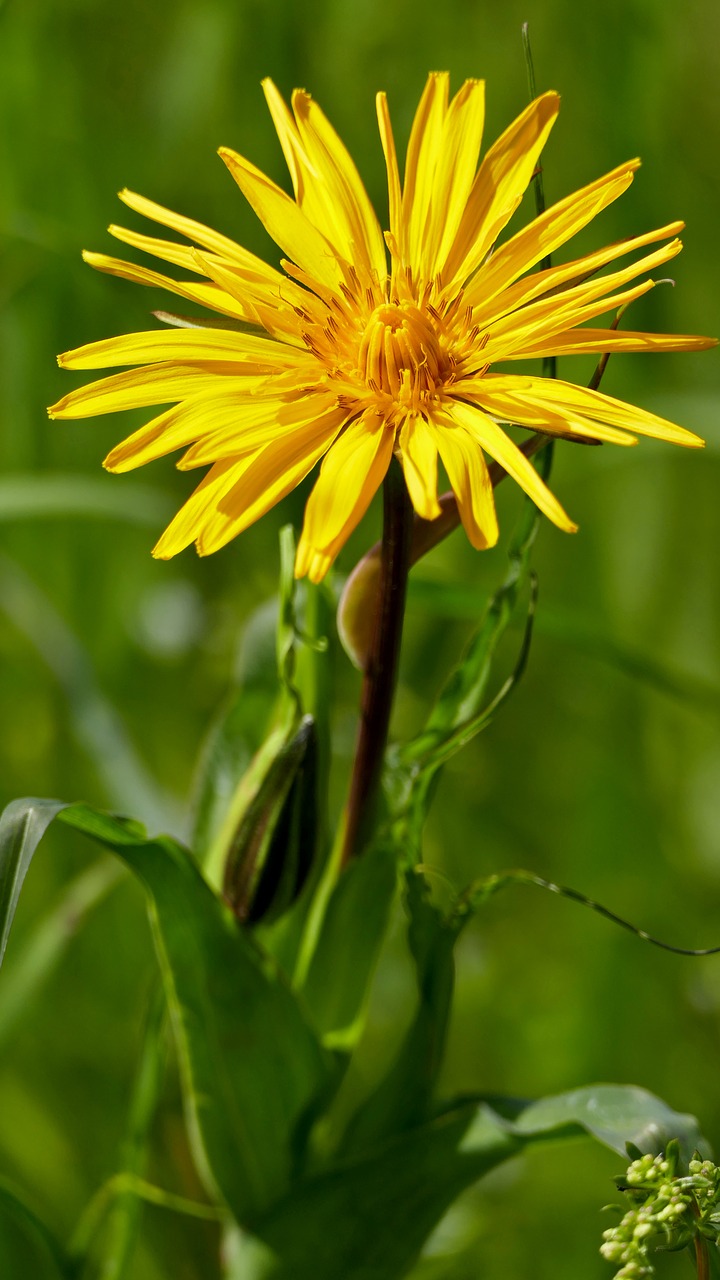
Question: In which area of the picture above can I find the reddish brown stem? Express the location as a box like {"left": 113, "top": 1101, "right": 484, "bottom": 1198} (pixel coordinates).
{"left": 341, "top": 458, "right": 413, "bottom": 863}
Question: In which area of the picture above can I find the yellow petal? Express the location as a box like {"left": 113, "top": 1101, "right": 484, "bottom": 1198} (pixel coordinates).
{"left": 403, "top": 73, "right": 450, "bottom": 274}
{"left": 118, "top": 188, "right": 279, "bottom": 281}
{"left": 291, "top": 88, "right": 387, "bottom": 285}
{"left": 177, "top": 392, "right": 339, "bottom": 469}
{"left": 485, "top": 376, "right": 704, "bottom": 448}
{"left": 484, "top": 237, "right": 681, "bottom": 349}
{"left": 398, "top": 414, "right": 441, "bottom": 519}
{"left": 82, "top": 251, "right": 253, "bottom": 321}
{"left": 219, "top": 146, "right": 343, "bottom": 291}
{"left": 467, "top": 376, "right": 637, "bottom": 446}
{"left": 429, "top": 416, "right": 499, "bottom": 549}
{"left": 152, "top": 458, "right": 248, "bottom": 558}
{"left": 442, "top": 91, "right": 560, "bottom": 287}
{"left": 427, "top": 79, "right": 486, "bottom": 278}
{"left": 58, "top": 327, "right": 301, "bottom": 371}
{"left": 196, "top": 405, "right": 348, "bottom": 555}
{"left": 464, "top": 159, "right": 640, "bottom": 306}
{"left": 295, "top": 413, "right": 394, "bottom": 581}
{"left": 376, "top": 92, "right": 404, "bottom": 267}
{"left": 103, "top": 395, "right": 254, "bottom": 472}
{"left": 442, "top": 399, "right": 577, "bottom": 533}
{"left": 482, "top": 278, "right": 657, "bottom": 365}
{"left": 49, "top": 364, "right": 266, "bottom": 419}
{"left": 470, "top": 220, "right": 684, "bottom": 330}
{"left": 512, "top": 327, "right": 718, "bottom": 360}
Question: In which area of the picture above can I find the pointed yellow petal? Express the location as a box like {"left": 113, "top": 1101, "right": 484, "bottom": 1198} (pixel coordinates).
{"left": 511, "top": 327, "right": 718, "bottom": 360}
{"left": 427, "top": 79, "right": 486, "bottom": 278}
{"left": 177, "top": 392, "right": 338, "bottom": 469}
{"left": 103, "top": 394, "right": 262, "bottom": 472}
{"left": 58, "top": 327, "right": 301, "bottom": 371}
{"left": 49, "top": 365, "right": 266, "bottom": 418}
{"left": 467, "top": 376, "right": 637, "bottom": 446}
{"left": 117, "top": 188, "right": 279, "bottom": 281}
{"left": 403, "top": 73, "right": 450, "bottom": 274}
{"left": 479, "top": 240, "right": 683, "bottom": 364}
{"left": 292, "top": 89, "right": 387, "bottom": 284}
{"left": 443, "top": 399, "right": 577, "bottom": 533}
{"left": 429, "top": 417, "right": 499, "bottom": 549}
{"left": 464, "top": 159, "right": 640, "bottom": 306}
{"left": 470, "top": 220, "right": 684, "bottom": 329}
{"left": 152, "top": 458, "right": 246, "bottom": 558}
{"left": 196, "top": 405, "right": 347, "bottom": 555}
{"left": 295, "top": 413, "right": 394, "bottom": 581}
{"left": 489, "top": 376, "right": 705, "bottom": 448}
{"left": 376, "top": 92, "right": 404, "bottom": 266}
{"left": 442, "top": 91, "right": 560, "bottom": 286}
{"left": 398, "top": 414, "right": 441, "bottom": 519}
{"left": 82, "top": 251, "right": 252, "bottom": 321}
{"left": 218, "top": 146, "right": 343, "bottom": 291}
{"left": 482, "top": 278, "right": 657, "bottom": 364}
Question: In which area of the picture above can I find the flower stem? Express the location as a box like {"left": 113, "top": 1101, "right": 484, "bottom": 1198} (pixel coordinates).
{"left": 695, "top": 1232, "right": 710, "bottom": 1280}
{"left": 342, "top": 457, "right": 413, "bottom": 863}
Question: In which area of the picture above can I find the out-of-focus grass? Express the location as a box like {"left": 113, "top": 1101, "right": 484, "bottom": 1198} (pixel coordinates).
{"left": 1, "top": 1, "right": 718, "bottom": 1276}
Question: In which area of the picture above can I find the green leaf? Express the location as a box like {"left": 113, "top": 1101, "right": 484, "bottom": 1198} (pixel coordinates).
{"left": 0, "top": 798, "right": 336, "bottom": 1225}
{"left": 91, "top": 988, "right": 168, "bottom": 1280}
{"left": 340, "top": 868, "right": 459, "bottom": 1155}
{"left": 299, "top": 843, "right": 398, "bottom": 1049}
{"left": 0, "top": 1178, "right": 70, "bottom": 1278}
{"left": 227, "top": 1085, "right": 707, "bottom": 1280}
{"left": 0, "top": 798, "right": 67, "bottom": 966}
{"left": 510, "top": 1083, "right": 707, "bottom": 1164}
{"left": 240, "top": 1102, "right": 522, "bottom": 1280}
{"left": 56, "top": 804, "right": 336, "bottom": 1223}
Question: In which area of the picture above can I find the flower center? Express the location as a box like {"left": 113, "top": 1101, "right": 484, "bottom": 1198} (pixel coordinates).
{"left": 357, "top": 302, "right": 446, "bottom": 408}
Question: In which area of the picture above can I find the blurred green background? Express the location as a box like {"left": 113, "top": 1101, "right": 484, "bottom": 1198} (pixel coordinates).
{"left": 1, "top": 0, "right": 719, "bottom": 1275}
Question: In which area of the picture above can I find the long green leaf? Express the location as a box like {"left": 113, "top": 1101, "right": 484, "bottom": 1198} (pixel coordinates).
{"left": 0, "top": 798, "right": 335, "bottom": 1225}
{"left": 224, "top": 1085, "right": 706, "bottom": 1280}
{"left": 0, "top": 798, "right": 67, "bottom": 965}
{"left": 239, "top": 1103, "right": 521, "bottom": 1280}
{"left": 299, "top": 842, "right": 398, "bottom": 1049}
{"left": 340, "top": 868, "right": 459, "bottom": 1155}
{"left": 55, "top": 803, "right": 336, "bottom": 1223}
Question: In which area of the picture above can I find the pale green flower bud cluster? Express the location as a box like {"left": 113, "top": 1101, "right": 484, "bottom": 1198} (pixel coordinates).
{"left": 600, "top": 1145, "right": 720, "bottom": 1279}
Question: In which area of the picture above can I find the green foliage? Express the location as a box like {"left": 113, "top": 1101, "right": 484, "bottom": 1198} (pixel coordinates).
{"left": 1, "top": 792, "right": 709, "bottom": 1279}
{"left": 299, "top": 842, "right": 398, "bottom": 1047}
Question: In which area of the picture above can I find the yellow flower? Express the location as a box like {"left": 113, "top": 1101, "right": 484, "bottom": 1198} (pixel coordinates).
{"left": 49, "top": 75, "right": 714, "bottom": 582}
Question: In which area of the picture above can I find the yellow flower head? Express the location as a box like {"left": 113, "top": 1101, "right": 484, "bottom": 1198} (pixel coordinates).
{"left": 50, "top": 75, "right": 714, "bottom": 581}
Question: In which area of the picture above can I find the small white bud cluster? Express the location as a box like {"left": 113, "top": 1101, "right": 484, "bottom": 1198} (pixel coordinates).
{"left": 600, "top": 1148, "right": 720, "bottom": 1280}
